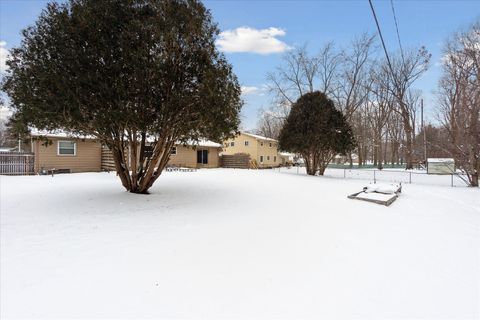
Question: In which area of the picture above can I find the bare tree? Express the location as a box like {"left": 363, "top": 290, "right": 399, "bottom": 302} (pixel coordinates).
{"left": 384, "top": 47, "right": 431, "bottom": 169}
{"left": 386, "top": 112, "right": 405, "bottom": 165}
{"left": 437, "top": 20, "right": 480, "bottom": 186}
{"left": 333, "top": 33, "right": 376, "bottom": 119}
{"left": 265, "top": 35, "right": 376, "bottom": 165}
{"left": 255, "top": 107, "right": 285, "bottom": 139}
{"left": 266, "top": 46, "right": 314, "bottom": 106}
{"left": 366, "top": 63, "right": 395, "bottom": 169}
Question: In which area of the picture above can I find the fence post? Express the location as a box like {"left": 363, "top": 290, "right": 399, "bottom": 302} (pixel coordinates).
{"left": 409, "top": 172, "right": 412, "bottom": 184}
{"left": 374, "top": 170, "right": 376, "bottom": 184}
{"left": 451, "top": 174, "right": 454, "bottom": 187}
{"left": 344, "top": 168, "right": 346, "bottom": 179}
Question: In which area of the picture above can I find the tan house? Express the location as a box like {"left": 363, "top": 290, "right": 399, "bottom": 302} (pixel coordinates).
{"left": 222, "top": 132, "right": 280, "bottom": 168}
{"left": 30, "top": 132, "right": 101, "bottom": 173}
{"left": 167, "top": 140, "right": 222, "bottom": 168}
{"left": 29, "top": 130, "right": 222, "bottom": 173}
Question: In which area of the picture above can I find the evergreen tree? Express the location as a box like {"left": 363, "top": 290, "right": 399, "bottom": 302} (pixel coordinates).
{"left": 2, "top": 0, "right": 242, "bottom": 193}
{"left": 279, "top": 91, "right": 355, "bottom": 175}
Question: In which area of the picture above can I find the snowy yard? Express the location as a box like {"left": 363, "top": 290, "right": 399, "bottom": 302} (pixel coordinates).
{"left": 1, "top": 169, "right": 479, "bottom": 319}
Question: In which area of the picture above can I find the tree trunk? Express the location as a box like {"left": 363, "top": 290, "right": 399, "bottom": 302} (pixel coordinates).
{"left": 404, "top": 130, "right": 414, "bottom": 169}
{"left": 401, "top": 108, "right": 414, "bottom": 169}
{"left": 357, "top": 145, "right": 363, "bottom": 167}
{"left": 109, "top": 138, "right": 175, "bottom": 194}
{"left": 304, "top": 153, "right": 316, "bottom": 175}
{"left": 470, "top": 173, "right": 479, "bottom": 187}
{"left": 377, "top": 135, "right": 383, "bottom": 170}
{"left": 318, "top": 165, "right": 327, "bottom": 175}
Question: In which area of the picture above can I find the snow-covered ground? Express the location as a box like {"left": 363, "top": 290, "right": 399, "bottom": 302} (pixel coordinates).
{"left": 1, "top": 169, "right": 479, "bottom": 319}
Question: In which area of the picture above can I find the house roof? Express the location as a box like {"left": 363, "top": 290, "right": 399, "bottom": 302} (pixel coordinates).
{"left": 427, "top": 158, "right": 454, "bottom": 163}
{"left": 30, "top": 129, "right": 96, "bottom": 140}
{"left": 241, "top": 132, "right": 277, "bottom": 142}
{"left": 30, "top": 129, "right": 222, "bottom": 148}
{"left": 278, "top": 152, "right": 295, "bottom": 157}
{"left": 182, "top": 139, "right": 222, "bottom": 148}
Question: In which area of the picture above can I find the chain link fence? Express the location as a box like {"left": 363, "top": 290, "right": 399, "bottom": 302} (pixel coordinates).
{"left": 275, "top": 166, "right": 469, "bottom": 187}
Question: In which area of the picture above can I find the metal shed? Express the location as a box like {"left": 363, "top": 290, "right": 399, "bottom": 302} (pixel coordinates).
{"left": 427, "top": 158, "right": 455, "bottom": 175}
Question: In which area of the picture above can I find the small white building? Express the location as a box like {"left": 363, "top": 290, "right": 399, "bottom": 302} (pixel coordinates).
{"left": 427, "top": 158, "right": 455, "bottom": 175}
{"left": 278, "top": 152, "right": 295, "bottom": 165}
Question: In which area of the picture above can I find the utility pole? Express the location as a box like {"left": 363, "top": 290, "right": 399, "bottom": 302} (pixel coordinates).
{"left": 421, "top": 99, "right": 427, "bottom": 162}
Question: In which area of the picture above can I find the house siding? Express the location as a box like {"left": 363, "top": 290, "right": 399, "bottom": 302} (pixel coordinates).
{"left": 33, "top": 137, "right": 220, "bottom": 173}
{"left": 256, "top": 140, "right": 280, "bottom": 167}
{"left": 168, "top": 145, "right": 220, "bottom": 168}
{"left": 222, "top": 133, "right": 280, "bottom": 168}
{"left": 33, "top": 137, "right": 101, "bottom": 173}
{"left": 222, "top": 134, "right": 259, "bottom": 160}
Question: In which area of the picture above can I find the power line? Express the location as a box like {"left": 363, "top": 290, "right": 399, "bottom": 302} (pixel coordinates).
{"left": 390, "top": 0, "right": 405, "bottom": 64}
{"left": 368, "top": 0, "right": 398, "bottom": 88}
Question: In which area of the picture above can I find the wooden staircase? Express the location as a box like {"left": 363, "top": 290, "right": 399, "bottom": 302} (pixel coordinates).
{"left": 249, "top": 159, "right": 258, "bottom": 169}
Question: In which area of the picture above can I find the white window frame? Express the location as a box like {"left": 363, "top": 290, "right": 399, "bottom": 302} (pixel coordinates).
{"left": 171, "top": 146, "right": 177, "bottom": 155}
{"left": 57, "top": 140, "right": 76, "bottom": 156}
{"left": 244, "top": 141, "right": 249, "bottom": 146}
{"left": 267, "top": 156, "right": 270, "bottom": 161}
{"left": 260, "top": 142, "right": 264, "bottom": 147}
{"left": 274, "top": 156, "right": 277, "bottom": 162}
{"left": 260, "top": 155, "right": 264, "bottom": 163}
{"left": 230, "top": 141, "right": 235, "bottom": 147}
{"left": 269, "top": 142, "right": 273, "bottom": 148}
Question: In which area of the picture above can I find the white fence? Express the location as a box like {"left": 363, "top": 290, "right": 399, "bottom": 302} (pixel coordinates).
{"left": 275, "top": 166, "right": 469, "bottom": 187}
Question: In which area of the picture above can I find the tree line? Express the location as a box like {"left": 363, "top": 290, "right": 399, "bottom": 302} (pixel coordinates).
{"left": 1, "top": 0, "right": 478, "bottom": 189}
{"left": 258, "top": 21, "right": 479, "bottom": 186}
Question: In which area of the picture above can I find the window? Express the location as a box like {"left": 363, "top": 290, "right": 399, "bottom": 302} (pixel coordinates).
{"left": 244, "top": 141, "right": 249, "bottom": 146}
{"left": 260, "top": 142, "right": 264, "bottom": 147}
{"left": 274, "top": 156, "right": 277, "bottom": 162}
{"left": 230, "top": 141, "right": 235, "bottom": 147}
{"left": 197, "top": 150, "right": 208, "bottom": 164}
{"left": 170, "top": 146, "right": 177, "bottom": 155}
{"left": 260, "top": 156, "right": 264, "bottom": 163}
{"left": 58, "top": 141, "right": 76, "bottom": 156}
{"left": 267, "top": 156, "right": 270, "bottom": 161}
{"left": 269, "top": 142, "right": 272, "bottom": 148}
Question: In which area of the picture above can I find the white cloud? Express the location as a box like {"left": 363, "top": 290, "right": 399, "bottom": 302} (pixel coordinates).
{"left": 241, "top": 86, "right": 260, "bottom": 95}
{"left": 217, "top": 27, "right": 291, "bottom": 54}
{"left": 241, "top": 85, "right": 267, "bottom": 97}
{"left": 0, "top": 41, "right": 10, "bottom": 72}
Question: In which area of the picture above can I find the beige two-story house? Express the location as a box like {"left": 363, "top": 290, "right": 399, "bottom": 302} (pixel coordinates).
{"left": 222, "top": 132, "right": 280, "bottom": 168}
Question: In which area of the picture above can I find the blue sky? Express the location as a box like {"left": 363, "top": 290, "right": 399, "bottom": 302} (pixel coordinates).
{"left": 1, "top": 0, "right": 479, "bottom": 128}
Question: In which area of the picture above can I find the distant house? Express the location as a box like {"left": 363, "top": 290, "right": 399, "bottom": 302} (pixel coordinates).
{"left": 279, "top": 152, "right": 295, "bottom": 166}
{"left": 222, "top": 132, "right": 280, "bottom": 168}
{"left": 28, "top": 130, "right": 222, "bottom": 173}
